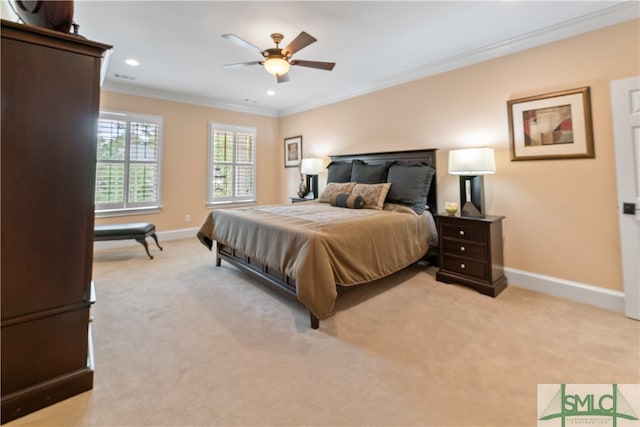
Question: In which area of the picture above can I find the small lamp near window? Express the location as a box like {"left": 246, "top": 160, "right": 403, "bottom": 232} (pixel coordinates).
{"left": 300, "top": 158, "right": 324, "bottom": 199}
{"left": 448, "top": 147, "right": 495, "bottom": 217}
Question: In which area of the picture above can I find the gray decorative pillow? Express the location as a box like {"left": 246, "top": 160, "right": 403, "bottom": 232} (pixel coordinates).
{"left": 350, "top": 161, "right": 390, "bottom": 184}
{"left": 386, "top": 162, "right": 435, "bottom": 215}
{"left": 329, "top": 192, "right": 364, "bottom": 209}
{"left": 326, "top": 161, "right": 353, "bottom": 183}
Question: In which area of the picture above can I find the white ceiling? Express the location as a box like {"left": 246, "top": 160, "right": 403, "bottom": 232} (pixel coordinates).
{"left": 69, "top": 1, "right": 638, "bottom": 117}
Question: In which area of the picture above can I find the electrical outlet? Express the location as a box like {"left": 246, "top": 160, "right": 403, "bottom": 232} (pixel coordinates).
{"left": 185, "top": 214, "right": 191, "bottom": 222}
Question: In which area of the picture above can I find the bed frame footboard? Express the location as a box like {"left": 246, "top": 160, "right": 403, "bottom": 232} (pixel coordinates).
{"left": 215, "top": 242, "right": 320, "bottom": 329}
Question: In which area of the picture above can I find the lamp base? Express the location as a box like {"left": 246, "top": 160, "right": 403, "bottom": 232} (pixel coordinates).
{"left": 305, "top": 174, "right": 319, "bottom": 200}
{"left": 297, "top": 178, "right": 307, "bottom": 198}
{"left": 459, "top": 175, "right": 486, "bottom": 217}
{"left": 461, "top": 201, "right": 484, "bottom": 217}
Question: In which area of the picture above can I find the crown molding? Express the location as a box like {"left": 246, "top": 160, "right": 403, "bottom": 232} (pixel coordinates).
{"left": 101, "top": 2, "right": 638, "bottom": 118}
{"left": 101, "top": 81, "right": 280, "bottom": 118}
{"left": 278, "top": 2, "right": 639, "bottom": 117}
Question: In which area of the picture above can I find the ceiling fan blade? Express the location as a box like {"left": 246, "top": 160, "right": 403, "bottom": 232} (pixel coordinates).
{"left": 290, "top": 60, "right": 335, "bottom": 71}
{"left": 282, "top": 31, "right": 316, "bottom": 57}
{"left": 222, "top": 61, "right": 262, "bottom": 68}
{"left": 277, "top": 73, "right": 290, "bottom": 83}
{"left": 222, "top": 34, "right": 263, "bottom": 54}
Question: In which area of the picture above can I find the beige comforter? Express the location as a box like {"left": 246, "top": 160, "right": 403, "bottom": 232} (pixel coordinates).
{"left": 197, "top": 201, "right": 431, "bottom": 320}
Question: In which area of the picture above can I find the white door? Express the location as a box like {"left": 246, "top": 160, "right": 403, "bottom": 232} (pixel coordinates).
{"left": 611, "top": 76, "right": 640, "bottom": 320}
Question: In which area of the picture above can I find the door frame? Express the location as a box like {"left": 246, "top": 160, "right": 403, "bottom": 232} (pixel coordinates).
{"left": 611, "top": 76, "right": 640, "bottom": 320}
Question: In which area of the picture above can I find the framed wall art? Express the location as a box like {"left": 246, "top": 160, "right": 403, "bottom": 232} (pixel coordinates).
{"left": 284, "top": 135, "right": 302, "bottom": 168}
{"left": 507, "top": 87, "right": 594, "bottom": 161}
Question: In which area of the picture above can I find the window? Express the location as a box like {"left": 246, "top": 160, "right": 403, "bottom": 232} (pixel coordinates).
{"left": 208, "top": 123, "right": 256, "bottom": 205}
{"left": 95, "top": 111, "right": 163, "bottom": 214}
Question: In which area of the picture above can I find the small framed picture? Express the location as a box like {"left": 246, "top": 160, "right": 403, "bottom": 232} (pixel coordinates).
{"left": 507, "top": 87, "right": 594, "bottom": 161}
{"left": 284, "top": 135, "right": 302, "bottom": 168}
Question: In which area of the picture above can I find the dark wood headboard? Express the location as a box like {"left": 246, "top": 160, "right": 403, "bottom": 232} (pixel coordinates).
{"left": 329, "top": 149, "right": 438, "bottom": 214}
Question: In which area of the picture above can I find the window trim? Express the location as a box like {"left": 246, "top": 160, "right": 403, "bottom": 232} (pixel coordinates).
{"left": 207, "top": 122, "right": 257, "bottom": 207}
{"left": 95, "top": 110, "right": 164, "bottom": 216}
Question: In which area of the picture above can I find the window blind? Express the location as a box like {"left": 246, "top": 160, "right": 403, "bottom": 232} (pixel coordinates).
{"left": 208, "top": 123, "right": 256, "bottom": 205}
{"left": 95, "top": 112, "right": 163, "bottom": 212}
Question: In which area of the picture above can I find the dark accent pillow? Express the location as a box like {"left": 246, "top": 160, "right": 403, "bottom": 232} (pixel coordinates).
{"left": 326, "top": 161, "right": 352, "bottom": 183}
{"left": 329, "top": 192, "right": 364, "bottom": 209}
{"left": 350, "top": 161, "right": 390, "bottom": 184}
{"left": 385, "top": 162, "right": 435, "bottom": 215}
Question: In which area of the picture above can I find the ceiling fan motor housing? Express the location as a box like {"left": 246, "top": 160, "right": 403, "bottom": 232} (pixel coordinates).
{"left": 263, "top": 48, "right": 286, "bottom": 60}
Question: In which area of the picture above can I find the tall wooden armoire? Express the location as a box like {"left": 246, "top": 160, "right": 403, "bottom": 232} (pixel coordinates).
{"left": 1, "top": 20, "right": 111, "bottom": 423}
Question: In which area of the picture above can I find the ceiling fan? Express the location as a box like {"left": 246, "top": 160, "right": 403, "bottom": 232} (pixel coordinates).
{"left": 222, "top": 31, "right": 336, "bottom": 83}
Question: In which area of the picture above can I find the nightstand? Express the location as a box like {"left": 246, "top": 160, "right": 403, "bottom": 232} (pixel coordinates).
{"left": 435, "top": 214, "right": 507, "bottom": 297}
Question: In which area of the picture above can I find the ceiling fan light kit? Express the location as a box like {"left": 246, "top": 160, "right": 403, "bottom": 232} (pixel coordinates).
{"left": 222, "top": 31, "right": 335, "bottom": 83}
{"left": 264, "top": 57, "right": 290, "bottom": 76}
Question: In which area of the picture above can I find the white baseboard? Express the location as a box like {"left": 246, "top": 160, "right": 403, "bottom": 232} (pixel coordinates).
{"left": 505, "top": 267, "right": 625, "bottom": 314}
{"left": 93, "top": 226, "right": 200, "bottom": 251}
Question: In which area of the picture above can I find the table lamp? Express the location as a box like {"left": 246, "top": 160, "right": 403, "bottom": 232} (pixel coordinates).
{"left": 448, "top": 147, "right": 495, "bottom": 217}
{"left": 300, "top": 158, "right": 324, "bottom": 199}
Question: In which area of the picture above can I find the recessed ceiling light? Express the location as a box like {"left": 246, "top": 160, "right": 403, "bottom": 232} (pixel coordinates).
{"left": 125, "top": 59, "right": 140, "bottom": 67}
{"left": 266, "top": 90, "right": 275, "bottom": 96}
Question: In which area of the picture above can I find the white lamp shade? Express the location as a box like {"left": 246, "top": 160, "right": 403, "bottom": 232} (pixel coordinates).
{"left": 300, "top": 158, "right": 324, "bottom": 175}
{"left": 448, "top": 147, "right": 496, "bottom": 175}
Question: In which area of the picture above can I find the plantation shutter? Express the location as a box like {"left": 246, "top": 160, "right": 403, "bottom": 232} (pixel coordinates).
{"left": 208, "top": 123, "right": 256, "bottom": 205}
{"left": 235, "top": 131, "right": 255, "bottom": 198}
{"left": 95, "top": 112, "right": 163, "bottom": 212}
{"left": 128, "top": 121, "right": 160, "bottom": 205}
{"left": 95, "top": 118, "right": 126, "bottom": 207}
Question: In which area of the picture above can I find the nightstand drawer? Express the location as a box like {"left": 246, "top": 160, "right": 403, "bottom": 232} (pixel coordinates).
{"left": 442, "top": 239, "right": 486, "bottom": 260}
{"left": 442, "top": 257, "right": 486, "bottom": 280}
{"left": 441, "top": 222, "right": 486, "bottom": 242}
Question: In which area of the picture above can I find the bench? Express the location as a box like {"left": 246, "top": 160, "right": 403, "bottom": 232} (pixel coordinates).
{"left": 94, "top": 222, "right": 163, "bottom": 259}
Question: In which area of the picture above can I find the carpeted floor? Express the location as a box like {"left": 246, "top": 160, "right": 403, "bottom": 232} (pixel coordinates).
{"left": 7, "top": 238, "right": 640, "bottom": 426}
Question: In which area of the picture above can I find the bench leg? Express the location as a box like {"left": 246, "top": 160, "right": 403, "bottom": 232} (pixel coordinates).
{"left": 135, "top": 237, "right": 154, "bottom": 259}
{"left": 150, "top": 233, "right": 163, "bottom": 251}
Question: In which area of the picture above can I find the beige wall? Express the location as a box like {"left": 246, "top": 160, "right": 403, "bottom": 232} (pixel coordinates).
{"left": 96, "top": 93, "right": 281, "bottom": 230}
{"left": 280, "top": 19, "right": 640, "bottom": 292}
{"left": 97, "top": 20, "right": 638, "bottom": 293}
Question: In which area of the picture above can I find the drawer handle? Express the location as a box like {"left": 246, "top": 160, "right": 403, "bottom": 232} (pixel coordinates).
{"left": 459, "top": 230, "right": 465, "bottom": 236}
{"left": 460, "top": 263, "right": 466, "bottom": 269}
{"left": 460, "top": 246, "right": 465, "bottom": 252}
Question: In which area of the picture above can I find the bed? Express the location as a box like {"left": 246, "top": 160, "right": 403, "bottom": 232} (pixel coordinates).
{"left": 197, "top": 149, "right": 438, "bottom": 328}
